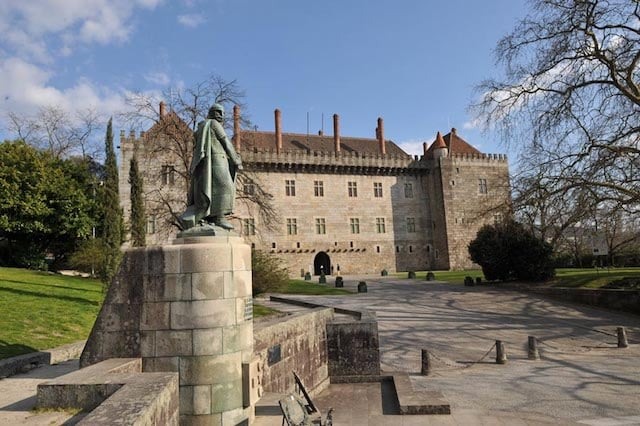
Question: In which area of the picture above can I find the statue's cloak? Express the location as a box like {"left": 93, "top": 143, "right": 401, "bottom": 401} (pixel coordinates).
{"left": 179, "top": 119, "right": 238, "bottom": 229}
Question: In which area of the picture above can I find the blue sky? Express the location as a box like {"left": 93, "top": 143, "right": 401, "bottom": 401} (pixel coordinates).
{"left": 0, "top": 0, "right": 527, "bottom": 158}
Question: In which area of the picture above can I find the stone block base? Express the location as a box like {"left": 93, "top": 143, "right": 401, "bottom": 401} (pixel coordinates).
{"left": 37, "top": 358, "right": 179, "bottom": 425}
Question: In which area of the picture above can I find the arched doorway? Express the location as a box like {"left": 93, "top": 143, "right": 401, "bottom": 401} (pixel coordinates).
{"left": 314, "top": 252, "right": 331, "bottom": 275}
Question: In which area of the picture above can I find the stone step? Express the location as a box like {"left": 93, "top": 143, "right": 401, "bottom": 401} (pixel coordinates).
{"left": 392, "top": 374, "right": 451, "bottom": 415}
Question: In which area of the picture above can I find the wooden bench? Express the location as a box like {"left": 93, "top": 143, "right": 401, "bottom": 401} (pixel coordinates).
{"left": 279, "top": 372, "right": 333, "bottom": 426}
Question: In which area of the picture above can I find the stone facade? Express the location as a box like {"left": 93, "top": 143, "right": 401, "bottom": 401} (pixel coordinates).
{"left": 119, "top": 107, "right": 510, "bottom": 272}
{"left": 253, "top": 308, "right": 333, "bottom": 395}
{"left": 81, "top": 236, "right": 255, "bottom": 425}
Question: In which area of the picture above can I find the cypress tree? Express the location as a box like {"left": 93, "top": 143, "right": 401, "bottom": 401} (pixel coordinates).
{"left": 101, "top": 118, "right": 123, "bottom": 285}
{"left": 129, "top": 153, "right": 146, "bottom": 247}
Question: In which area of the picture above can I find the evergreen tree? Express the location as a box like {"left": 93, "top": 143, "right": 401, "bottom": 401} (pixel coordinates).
{"left": 101, "top": 118, "right": 123, "bottom": 285}
{"left": 129, "top": 153, "right": 146, "bottom": 247}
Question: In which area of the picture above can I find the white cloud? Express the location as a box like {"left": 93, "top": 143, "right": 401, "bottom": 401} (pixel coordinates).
{"left": 0, "top": 0, "right": 162, "bottom": 60}
{"left": 0, "top": 58, "right": 127, "bottom": 127}
{"left": 0, "top": 0, "right": 171, "bottom": 142}
{"left": 398, "top": 138, "right": 427, "bottom": 156}
{"left": 463, "top": 117, "right": 482, "bottom": 130}
{"left": 177, "top": 14, "right": 206, "bottom": 28}
{"left": 144, "top": 71, "right": 171, "bottom": 86}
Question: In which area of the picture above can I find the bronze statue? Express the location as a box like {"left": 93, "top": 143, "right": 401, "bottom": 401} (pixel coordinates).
{"left": 179, "top": 103, "right": 242, "bottom": 233}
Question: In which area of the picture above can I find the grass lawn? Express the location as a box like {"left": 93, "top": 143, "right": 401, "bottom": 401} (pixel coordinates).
{"left": 253, "top": 303, "right": 280, "bottom": 318}
{"left": 275, "top": 279, "right": 353, "bottom": 295}
{"left": 253, "top": 278, "right": 352, "bottom": 318}
{"left": 551, "top": 267, "right": 640, "bottom": 288}
{"left": 0, "top": 267, "right": 104, "bottom": 359}
{"left": 393, "top": 267, "right": 640, "bottom": 288}
{"left": 393, "top": 269, "right": 485, "bottom": 284}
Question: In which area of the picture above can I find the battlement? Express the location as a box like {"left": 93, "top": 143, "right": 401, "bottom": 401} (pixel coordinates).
{"left": 239, "top": 148, "right": 429, "bottom": 174}
{"left": 447, "top": 152, "right": 508, "bottom": 162}
{"left": 119, "top": 130, "right": 148, "bottom": 145}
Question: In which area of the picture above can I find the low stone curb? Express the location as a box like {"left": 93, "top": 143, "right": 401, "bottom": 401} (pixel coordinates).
{"left": 0, "top": 340, "right": 86, "bottom": 378}
{"left": 392, "top": 374, "right": 451, "bottom": 415}
{"left": 329, "top": 374, "right": 451, "bottom": 415}
{"left": 37, "top": 357, "right": 179, "bottom": 425}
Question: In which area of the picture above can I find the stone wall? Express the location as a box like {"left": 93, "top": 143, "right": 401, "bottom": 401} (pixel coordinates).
{"left": 119, "top": 124, "right": 512, "bottom": 273}
{"left": 119, "top": 131, "right": 188, "bottom": 247}
{"left": 253, "top": 308, "right": 334, "bottom": 395}
{"left": 436, "top": 154, "right": 510, "bottom": 270}
{"left": 513, "top": 286, "right": 640, "bottom": 315}
{"left": 236, "top": 170, "right": 433, "bottom": 274}
{"left": 326, "top": 312, "right": 381, "bottom": 378}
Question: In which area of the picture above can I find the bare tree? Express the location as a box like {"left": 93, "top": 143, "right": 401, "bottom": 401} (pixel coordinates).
{"left": 8, "top": 106, "right": 101, "bottom": 159}
{"left": 119, "top": 74, "right": 277, "bottom": 238}
{"left": 473, "top": 0, "right": 640, "bottom": 210}
{"left": 591, "top": 203, "right": 640, "bottom": 265}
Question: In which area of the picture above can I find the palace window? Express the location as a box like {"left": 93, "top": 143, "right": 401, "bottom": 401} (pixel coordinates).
{"left": 478, "top": 178, "right": 488, "bottom": 194}
{"left": 244, "top": 183, "right": 256, "bottom": 196}
{"left": 161, "top": 165, "right": 175, "bottom": 185}
{"left": 348, "top": 181, "right": 358, "bottom": 197}
{"left": 285, "top": 180, "right": 296, "bottom": 196}
{"left": 146, "top": 215, "right": 156, "bottom": 234}
{"left": 373, "top": 182, "right": 383, "bottom": 198}
{"left": 315, "top": 218, "right": 326, "bottom": 234}
{"left": 406, "top": 217, "right": 416, "bottom": 233}
{"left": 376, "top": 217, "right": 386, "bottom": 233}
{"left": 314, "top": 180, "right": 324, "bottom": 197}
{"left": 286, "top": 218, "right": 298, "bottom": 235}
{"left": 404, "top": 183, "right": 413, "bottom": 198}
{"left": 350, "top": 218, "right": 360, "bottom": 234}
{"left": 243, "top": 218, "right": 256, "bottom": 236}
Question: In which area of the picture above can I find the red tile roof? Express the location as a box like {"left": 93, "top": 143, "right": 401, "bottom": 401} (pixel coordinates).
{"left": 425, "top": 128, "right": 481, "bottom": 158}
{"left": 237, "top": 130, "right": 409, "bottom": 157}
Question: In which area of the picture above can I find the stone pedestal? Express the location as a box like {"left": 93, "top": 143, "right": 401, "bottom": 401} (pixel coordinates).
{"left": 80, "top": 235, "right": 254, "bottom": 425}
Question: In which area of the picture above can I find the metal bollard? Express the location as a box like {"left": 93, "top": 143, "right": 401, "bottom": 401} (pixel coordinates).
{"left": 528, "top": 336, "right": 540, "bottom": 360}
{"left": 421, "top": 349, "right": 431, "bottom": 375}
{"left": 495, "top": 340, "right": 507, "bottom": 364}
{"left": 617, "top": 327, "right": 629, "bottom": 348}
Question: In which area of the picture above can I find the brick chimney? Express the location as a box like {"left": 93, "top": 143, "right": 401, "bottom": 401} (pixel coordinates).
{"left": 159, "top": 101, "right": 166, "bottom": 118}
{"left": 377, "top": 117, "right": 386, "bottom": 155}
{"left": 233, "top": 105, "right": 241, "bottom": 150}
{"left": 333, "top": 114, "right": 341, "bottom": 153}
{"left": 423, "top": 142, "right": 428, "bottom": 156}
{"left": 275, "top": 108, "right": 282, "bottom": 154}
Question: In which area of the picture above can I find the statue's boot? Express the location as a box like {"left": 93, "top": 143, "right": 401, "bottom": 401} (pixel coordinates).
{"left": 216, "top": 218, "right": 234, "bottom": 230}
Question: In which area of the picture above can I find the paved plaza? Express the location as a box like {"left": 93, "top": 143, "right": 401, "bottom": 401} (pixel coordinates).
{"left": 257, "top": 276, "right": 640, "bottom": 425}
{"left": 2, "top": 276, "right": 640, "bottom": 425}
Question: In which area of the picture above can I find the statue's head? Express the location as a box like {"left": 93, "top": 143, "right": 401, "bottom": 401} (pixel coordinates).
{"left": 208, "top": 103, "right": 225, "bottom": 122}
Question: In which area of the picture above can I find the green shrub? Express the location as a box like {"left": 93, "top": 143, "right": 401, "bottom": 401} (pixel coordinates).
{"left": 426, "top": 271, "right": 435, "bottom": 281}
{"left": 464, "top": 276, "right": 475, "bottom": 286}
{"left": 68, "top": 239, "right": 108, "bottom": 276}
{"left": 468, "top": 219, "right": 555, "bottom": 282}
{"left": 251, "top": 250, "right": 289, "bottom": 295}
